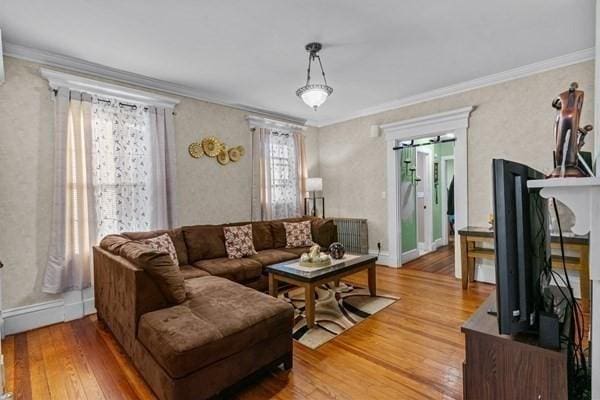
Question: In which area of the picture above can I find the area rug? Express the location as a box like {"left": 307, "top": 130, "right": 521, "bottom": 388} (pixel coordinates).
{"left": 279, "top": 283, "right": 399, "bottom": 349}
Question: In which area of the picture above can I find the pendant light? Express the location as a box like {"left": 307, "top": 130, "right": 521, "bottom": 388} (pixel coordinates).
{"left": 296, "top": 42, "right": 333, "bottom": 111}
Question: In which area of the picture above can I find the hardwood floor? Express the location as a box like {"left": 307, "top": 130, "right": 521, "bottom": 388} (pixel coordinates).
{"left": 403, "top": 244, "right": 456, "bottom": 276}
{"left": 3, "top": 253, "right": 494, "bottom": 400}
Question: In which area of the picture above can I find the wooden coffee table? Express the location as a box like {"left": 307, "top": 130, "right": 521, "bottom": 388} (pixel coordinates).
{"left": 265, "top": 254, "right": 378, "bottom": 329}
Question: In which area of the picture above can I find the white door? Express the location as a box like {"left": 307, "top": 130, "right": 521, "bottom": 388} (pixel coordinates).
{"left": 416, "top": 148, "right": 433, "bottom": 254}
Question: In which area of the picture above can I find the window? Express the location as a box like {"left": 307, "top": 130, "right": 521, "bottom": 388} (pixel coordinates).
{"left": 269, "top": 132, "right": 300, "bottom": 219}
{"left": 91, "top": 99, "right": 153, "bottom": 239}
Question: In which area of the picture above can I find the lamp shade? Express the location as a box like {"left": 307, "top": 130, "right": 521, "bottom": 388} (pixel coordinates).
{"left": 306, "top": 177, "right": 323, "bottom": 192}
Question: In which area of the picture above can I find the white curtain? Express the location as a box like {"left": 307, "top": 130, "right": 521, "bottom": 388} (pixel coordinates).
{"left": 44, "top": 88, "right": 96, "bottom": 293}
{"left": 251, "top": 127, "right": 307, "bottom": 221}
{"left": 44, "top": 91, "right": 177, "bottom": 293}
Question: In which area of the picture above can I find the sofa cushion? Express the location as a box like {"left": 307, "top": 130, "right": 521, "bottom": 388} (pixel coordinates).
{"left": 280, "top": 246, "right": 312, "bottom": 257}
{"left": 117, "top": 241, "right": 186, "bottom": 304}
{"left": 249, "top": 249, "right": 298, "bottom": 266}
{"left": 137, "top": 276, "right": 293, "bottom": 378}
{"left": 123, "top": 228, "right": 189, "bottom": 266}
{"left": 182, "top": 225, "right": 227, "bottom": 262}
{"left": 192, "top": 257, "right": 262, "bottom": 283}
{"left": 179, "top": 265, "right": 211, "bottom": 280}
{"left": 223, "top": 224, "right": 257, "bottom": 259}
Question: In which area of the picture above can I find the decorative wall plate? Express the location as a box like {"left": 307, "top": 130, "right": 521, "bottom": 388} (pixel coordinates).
{"left": 202, "top": 137, "right": 223, "bottom": 157}
{"left": 228, "top": 147, "right": 241, "bottom": 162}
{"left": 217, "top": 150, "right": 230, "bottom": 165}
{"left": 188, "top": 142, "right": 203, "bottom": 158}
{"left": 237, "top": 145, "right": 245, "bottom": 157}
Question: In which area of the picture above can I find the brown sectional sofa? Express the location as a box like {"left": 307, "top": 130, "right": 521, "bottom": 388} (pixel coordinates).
{"left": 93, "top": 216, "right": 337, "bottom": 400}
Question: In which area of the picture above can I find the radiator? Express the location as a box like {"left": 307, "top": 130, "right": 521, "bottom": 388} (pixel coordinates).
{"left": 332, "top": 218, "right": 369, "bottom": 254}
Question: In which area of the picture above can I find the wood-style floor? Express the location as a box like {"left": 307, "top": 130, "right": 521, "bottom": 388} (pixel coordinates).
{"left": 402, "top": 244, "right": 456, "bottom": 276}
{"left": 3, "top": 250, "right": 494, "bottom": 400}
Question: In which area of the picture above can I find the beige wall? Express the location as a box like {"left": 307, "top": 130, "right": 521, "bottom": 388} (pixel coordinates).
{"left": 0, "top": 56, "right": 319, "bottom": 309}
{"left": 318, "top": 61, "right": 595, "bottom": 253}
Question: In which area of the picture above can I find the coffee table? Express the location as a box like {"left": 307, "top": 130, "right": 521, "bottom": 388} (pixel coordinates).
{"left": 265, "top": 254, "right": 378, "bottom": 329}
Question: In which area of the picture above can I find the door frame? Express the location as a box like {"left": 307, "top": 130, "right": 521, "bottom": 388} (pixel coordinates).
{"left": 416, "top": 146, "right": 433, "bottom": 254}
{"left": 440, "top": 155, "right": 455, "bottom": 246}
{"left": 382, "top": 106, "right": 473, "bottom": 276}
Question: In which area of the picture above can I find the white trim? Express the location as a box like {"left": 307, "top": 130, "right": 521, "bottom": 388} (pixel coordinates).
{"left": 312, "top": 48, "right": 594, "bottom": 127}
{"left": 368, "top": 250, "right": 395, "bottom": 268}
{"left": 401, "top": 249, "right": 419, "bottom": 263}
{"left": 2, "top": 290, "right": 95, "bottom": 336}
{"left": 432, "top": 238, "right": 443, "bottom": 251}
{"left": 5, "top": 42, "right": 305, "bottom": 125}
{"left": 440, "top": 155, "right": 455, "bottom": 246}
{"left": 40, "top": 68, "right": 180, "bottom": 108}
{"left": 383, "top": 107, "right": 473, "bottom": 273}
{"left": 246, "top": 115, "right": 306, "bottom": 132}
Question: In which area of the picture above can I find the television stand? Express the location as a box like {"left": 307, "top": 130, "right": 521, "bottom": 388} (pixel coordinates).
{"left": 462, "top": 292, "right": 569, "bottom": 399}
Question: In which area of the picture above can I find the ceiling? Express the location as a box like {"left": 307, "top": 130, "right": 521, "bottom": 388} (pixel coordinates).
{"left": 0, "top": 0, "right": 595, "bottom": 126}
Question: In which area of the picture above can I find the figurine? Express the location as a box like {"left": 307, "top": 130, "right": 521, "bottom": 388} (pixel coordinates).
{"left": 549, "top": 82, "right": 593, "bottom": 178}
{"left": 299, "top": 244, "right": 331, "bottom": 267}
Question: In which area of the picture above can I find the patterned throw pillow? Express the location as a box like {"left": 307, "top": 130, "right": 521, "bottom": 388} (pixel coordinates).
{"left": 139, "top": 233, "right": 179, "bottom": 266}
{"left": 223, "top": 224, "right": 258, "bottom": 259}
{"left": 283, "top": 221, "right": 315, "bottom": 248}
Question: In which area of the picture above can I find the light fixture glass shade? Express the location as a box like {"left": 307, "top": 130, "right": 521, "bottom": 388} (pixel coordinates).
{"left": 306, "top": 177, "right": 323, "bottom": 192}
{"left": 296, "top": 84, "right": 333, "bottom": 111}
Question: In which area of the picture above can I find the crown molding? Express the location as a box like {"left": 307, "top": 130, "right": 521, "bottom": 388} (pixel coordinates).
{"left": 246, "top": 115, "right": 307, "bottom": 132}
{"left": 41, "top": 68, "right": 180, "bottom": 108}
{"left": 381, "top": 106, "right": 474, "bottom": 140}
{"left": 311, "top": 47, "right": 595, "bottom": 128}
{"left": 4, "top": 42, "right": 306, "bottom": 124}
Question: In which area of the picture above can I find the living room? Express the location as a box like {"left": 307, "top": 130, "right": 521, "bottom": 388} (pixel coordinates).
{"left": 0, "top": 1, "right": 597, "bottom": 399}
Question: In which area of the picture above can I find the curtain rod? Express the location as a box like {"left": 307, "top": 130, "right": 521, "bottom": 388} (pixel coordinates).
{"left": 393, "top": 137, "right": 456, "bottom": 151}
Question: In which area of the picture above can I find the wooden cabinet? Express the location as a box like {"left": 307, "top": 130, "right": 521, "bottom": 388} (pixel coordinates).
{"left": 462, "top": 294, "right": 568, "bottom": 400}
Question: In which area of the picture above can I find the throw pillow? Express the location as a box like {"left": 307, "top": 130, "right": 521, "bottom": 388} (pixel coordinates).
{"left": 139, "top": 233, "right": 180, "bottom": 266}
{"left": 223, "top": 224, "right": 258, "bottom": 259}
{"left": 283, "top": 220, "right": 315, "bottom": 248}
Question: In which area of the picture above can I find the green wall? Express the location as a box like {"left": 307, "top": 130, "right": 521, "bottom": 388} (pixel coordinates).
{"left": 400, "top": 142, "right": 454, "bottom": 253}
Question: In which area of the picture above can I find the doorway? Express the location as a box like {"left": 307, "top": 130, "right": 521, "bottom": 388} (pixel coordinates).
{"left": 397, "top": 137, "right": 456, "bottom": 272}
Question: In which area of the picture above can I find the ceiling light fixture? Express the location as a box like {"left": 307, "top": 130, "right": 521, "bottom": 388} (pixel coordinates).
{"left": 296, "top": 42, "right": 333, "bottom": 111}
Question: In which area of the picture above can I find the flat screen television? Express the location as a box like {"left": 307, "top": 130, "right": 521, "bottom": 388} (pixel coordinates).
{"left": 492, "top": 159, "right": 550, "bottom": 335}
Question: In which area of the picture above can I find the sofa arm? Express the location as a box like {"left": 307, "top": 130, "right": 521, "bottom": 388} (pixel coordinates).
{"left": 311, "top": 218, "right": 338, "bottom": 248}
{"left": 93, "top": 246, "right": 168, "bottom": 354}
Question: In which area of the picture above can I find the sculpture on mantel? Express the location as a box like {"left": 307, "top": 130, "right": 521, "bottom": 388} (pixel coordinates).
{"left": 549, "top": 82, "right": 594, "bottom": 178}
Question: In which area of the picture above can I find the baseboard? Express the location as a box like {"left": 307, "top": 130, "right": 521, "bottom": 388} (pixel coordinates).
{"left": 433, "top": 238, "right": 442, "bottom": 250}
{"left": 401, "top": 249, "right": 419, "bottom": 264}
{"left": 368, "top": 250, "right": 397, "bottom": 267}
{"left": 2, "top": 288, "right": 96, "bottom": 336}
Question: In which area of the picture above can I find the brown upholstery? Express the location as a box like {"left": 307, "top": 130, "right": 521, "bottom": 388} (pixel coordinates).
{"left": 94, "top": 217, "right": 337, "bottom": 400}
{"left": 179, "top": 265, "right": 211, "bottom": 280}
{"left": 249, "top": 249, "right": 298, "bottom": 266}
{"left": 281, "top": 246, "right": 313, "bottom": 257}
{"left": 123, "top": 228, "right": 189, "bottom": 266}
{"left": 115, "top": 241, "right": 186, "bottom": 305}
{"left": 192, "top": 257, "right": 262, "bottom": 283}
{"left": 182, "top": 225, "right": 227, "bottom": 262}
{"left": 137, "top": 276, "right": 293, "bottom": 379}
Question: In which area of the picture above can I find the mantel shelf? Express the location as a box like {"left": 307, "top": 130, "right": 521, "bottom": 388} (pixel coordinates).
{"left": 527, "top": 176, "right": 600, "bottom": 281}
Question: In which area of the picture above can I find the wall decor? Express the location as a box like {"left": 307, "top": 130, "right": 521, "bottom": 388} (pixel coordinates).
{"left": 188, "top": 142, "right": 204, "bottom": 158}
{"left": 188, "top": 137, "right": 245, "bottom": 166}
